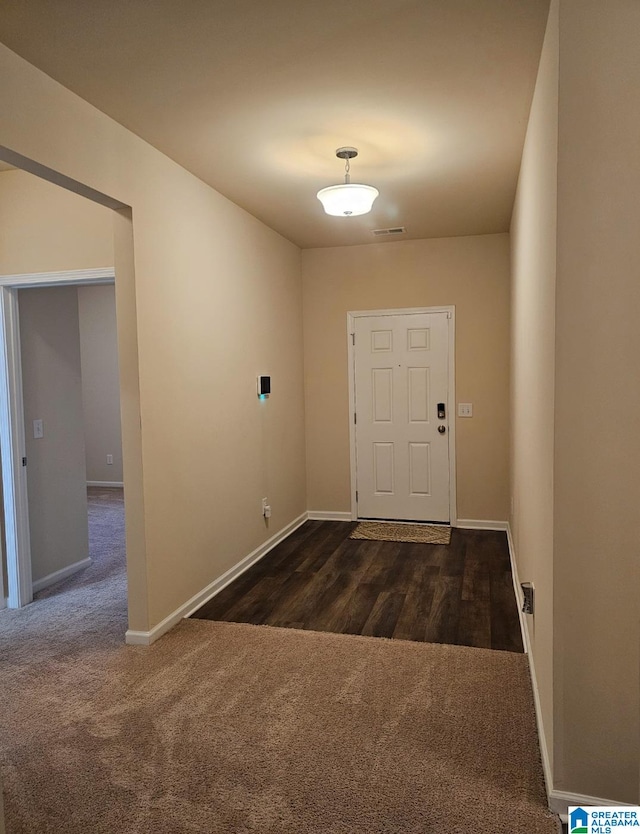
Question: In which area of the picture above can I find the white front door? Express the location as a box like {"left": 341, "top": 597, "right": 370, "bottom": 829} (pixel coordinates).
{"left": 353, "top": 311, "right": 451, "bottom": 522}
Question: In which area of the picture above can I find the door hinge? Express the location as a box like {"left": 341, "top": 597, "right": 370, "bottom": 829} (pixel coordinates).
{"left": 351, "top": 333, "right": 355, "bottom": 345}
{"left": 354, "top": 412, "right": 357, "bottom": 424}
{"left": 355, "top": 490, "right": 358, "bottom": 502}
{"left": 22, "top": 456, "right": 27, "bottom": 467}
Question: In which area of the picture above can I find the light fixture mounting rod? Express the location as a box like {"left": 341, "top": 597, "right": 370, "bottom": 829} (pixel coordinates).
{"left": 336, "top": 147, "right": 358, "bottom": 184}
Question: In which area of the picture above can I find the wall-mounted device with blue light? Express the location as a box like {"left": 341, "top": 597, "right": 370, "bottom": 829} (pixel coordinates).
{"left": 257, "top": 375, "right": 271, "bottom": 400}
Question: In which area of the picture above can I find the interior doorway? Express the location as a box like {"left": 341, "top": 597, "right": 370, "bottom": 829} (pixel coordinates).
{"left": 17, "top": 281, "right": 123, "bottom": 598}
{"left": 0, "top": 269, "right": 117, "bottom": 607}
{"left": 0, "top": 150, "right": 144, "bottom": 638}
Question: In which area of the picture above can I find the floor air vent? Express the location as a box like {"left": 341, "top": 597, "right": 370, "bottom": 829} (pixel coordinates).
{"left": 372, "top": 227, "right": 406, "bottom": 236}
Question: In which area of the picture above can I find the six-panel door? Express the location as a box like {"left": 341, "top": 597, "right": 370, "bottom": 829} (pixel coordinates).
{"left": 354, "top": 312, "right": 450, "bottom": 522}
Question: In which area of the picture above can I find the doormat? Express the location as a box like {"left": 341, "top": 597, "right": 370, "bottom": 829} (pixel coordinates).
{"left": 350, "top": 521, "right": 451, "bottom": 545}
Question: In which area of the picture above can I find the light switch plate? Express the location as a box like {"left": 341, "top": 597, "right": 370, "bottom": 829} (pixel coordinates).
{"left": 458, "top": 403, "right": 473, "bottom": 417}
{"left": 33, "top": 419, "right": 43, "bottom": 438}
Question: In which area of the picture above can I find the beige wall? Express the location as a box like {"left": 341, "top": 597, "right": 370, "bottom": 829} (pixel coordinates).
{"left": 512, "top": 0, "right": 640, "bottom": 804}
{"left": 0, "top": 44, "right": 306, "bottom": 632}
{"left": 509, "top": 0, "right": 558, "bottom": 778}
{"left": 302, "top": 234, "right": 510, "bottom": 521}
{"left": 19, "top": 286, "right": 89, "bottom": 584}
{"left": 553, "top": 0, "right": 640, "bottom": 802}
{"left": 78, "top": 284, "right": 123, "bottom": 483}
{"left": 113, "top": 208, "right": 149, "bottom": 633}
{"left": 0, "top": 169, "right": 113, "bottom": 273}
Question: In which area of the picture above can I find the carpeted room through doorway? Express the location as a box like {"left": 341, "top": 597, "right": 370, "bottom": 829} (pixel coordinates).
{"left": 0, "top": 489, "right": 560, "bottom": 833}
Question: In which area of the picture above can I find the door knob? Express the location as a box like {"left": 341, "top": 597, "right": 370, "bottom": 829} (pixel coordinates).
{"left": 437, "top": 425, "right": 446, "bottom": 434}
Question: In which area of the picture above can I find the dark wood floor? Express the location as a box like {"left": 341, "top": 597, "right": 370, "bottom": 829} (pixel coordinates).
{"left": 192, "top": 521, "right": 524, "bottom": 652}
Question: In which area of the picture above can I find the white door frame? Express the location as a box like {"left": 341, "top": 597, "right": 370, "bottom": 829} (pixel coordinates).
{"left": 347, "top": 306, "right": 457, "bottom": 525}
{"left": 0, "top": 267, "right": 115, "bottom": 608}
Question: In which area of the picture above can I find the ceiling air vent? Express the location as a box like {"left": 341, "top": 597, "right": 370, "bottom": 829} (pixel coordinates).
{"left": 372, "top": 227, "right": 406, "bottom": 236}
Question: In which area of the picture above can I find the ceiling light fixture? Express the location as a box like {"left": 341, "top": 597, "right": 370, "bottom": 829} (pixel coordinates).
{"left": 316, "top": 147, "right": 379, "bottom": 217}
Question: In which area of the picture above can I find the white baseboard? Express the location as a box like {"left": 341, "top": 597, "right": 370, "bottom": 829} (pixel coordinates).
{"left": 456, "top": 518, "right": 508, "bottom": 531}
{"left": 550, "top": 790, "right": 634, "bottom": 821}
{"left": 123, "top": 629, "right": 151, "bottom": 646}
{"left": 506, "top": 523, "right": 553, "bottom": 802}
{"left": 307, "top": 510, "right": 353, "bottom": 522}
{"left": 87, "top": 481, "right": 124, "bottom": 488}
{"left": 506, "top": 523, "right": 529, "bottom": 657}
{"left": 310, "top": 513, "right": 498, "bottom": 525}
{"left": 125, "top": 511, "right": 309, "bottom": 646}
{"left": 32, "top": 557, "right": 92, "bottom": 593}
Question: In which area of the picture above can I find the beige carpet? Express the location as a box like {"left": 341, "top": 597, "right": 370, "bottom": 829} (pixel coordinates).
{"left": 0, "top": 490, "right": 559, "bottom": 834}
{"left": 351, "top": 520, "right": 452, "bottom": 544}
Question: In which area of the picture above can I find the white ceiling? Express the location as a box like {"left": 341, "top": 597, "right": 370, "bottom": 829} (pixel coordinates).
{"left": 0, "top": 0, "right": 550, "bottom": 249}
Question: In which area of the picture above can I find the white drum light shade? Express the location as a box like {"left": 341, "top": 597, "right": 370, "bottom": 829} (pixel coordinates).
{"left": 316, "top": 183, "right": 379, "bottom": 216}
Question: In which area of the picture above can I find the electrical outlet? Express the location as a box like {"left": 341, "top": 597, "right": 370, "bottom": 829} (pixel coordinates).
{"left": 106, "top": 454, "right": 113, "bottom": 465}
